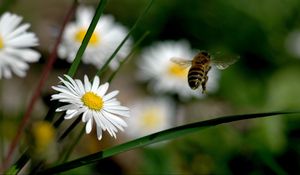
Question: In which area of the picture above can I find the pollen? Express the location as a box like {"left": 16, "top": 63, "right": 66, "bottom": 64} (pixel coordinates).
{"left": 74, "top": 28, "right": 100, "bottom": 46}
{"left": 168, "top": 63, "right": 187, "bottom": 78}
{"left": 141, "top": 108, "right": 162, "bottom": 128}
{"left": 0, "top": 35, "right": 4, "bottom": 49}
{"left": 81, "top": 92, "right": 103, "bottom": 111}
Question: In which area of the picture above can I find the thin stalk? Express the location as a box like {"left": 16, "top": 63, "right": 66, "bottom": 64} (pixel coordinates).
{"left": 67, "top": 0, "right": 108, "bottom": 77}
{"left": 57, "top": 117, "right": 81, "bottom": 142}
{"left": 107, "top": 31, "right": 150, "bottom": 83}
{"left": 60, "top": 126, "right": 85, "bottom": 163}
{"left": 3, "top": 1, "right": 78, "bottom": 169}
{"left": 37, "top": 111, "right": 299, "bottom": 174}
{"left": 96, "top": 0, "right": 154, "bottom": 77}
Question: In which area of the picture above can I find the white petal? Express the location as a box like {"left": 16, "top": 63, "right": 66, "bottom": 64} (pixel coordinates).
{"left": 96, "top": 126, "right": 103, "bottom": 140}
{"left": 6, "top": 33, "right": 38, "bottom": 47}
{"left": 5, "top": 48, "right": 40, "bottom": 62}
{"left": 75, "top": 79, "right": 85, "bottom": 94}
{"left": 52, "top": 86, "right": 78, "bottom": 98}
{"left": 7, "top": 23, "right": 30, "bottom": 40}
{"left": 103, "top": 90, "right": 119, "bottom": 101}
{"left": 56, "top": 104, "right": 79, "bottom": 112}
{"left": 97, "top": 82, "right": 109, "bottom": 97}
{"left": 84, "top": 75, "right": 91, "bottom": 92}
{"left": 104, "top": 108, "right": 130, "bottom": 118}
{"left": 93, "top": 111, "right": 106, "bottom": 130}
{"left": 64, "top": 110, "right": 79, "bottom": 119}
{"left": 86, "top": 118, "right": 93, "bottom": 134}
{"left": 82, "top": 110, "right": 92, "bottom": 122}
{"left": 105, "top": 104, "right": 129, "bottom": 111}
{"left": 97, "top": 111, "right": 118, "bottom": 137}
{"left": 102, "top": 110, "right": 127, "bottom": 128}
{"left": 91, "top": 76, "right": 100, "bottom": 91}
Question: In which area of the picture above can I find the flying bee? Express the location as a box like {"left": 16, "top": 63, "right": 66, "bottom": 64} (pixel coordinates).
{"left": 170, "top": 51, "right": 238, "bottom": 93}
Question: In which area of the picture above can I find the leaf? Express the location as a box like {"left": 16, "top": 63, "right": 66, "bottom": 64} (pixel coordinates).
{"left": 37, "top": 111, "right": 299, "bottom": 174}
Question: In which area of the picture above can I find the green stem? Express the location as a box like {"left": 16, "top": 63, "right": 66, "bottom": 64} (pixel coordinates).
{"left": 60, "top": 126, "right": 85, "bottom": 163}
{"left": 96, "top": 0, "right": 154, "bottom": 77}
{"left": 67, "top": 0, "right": 108, "bottom": 77}
{"left": 57, "top": 117, "right": 81, "bottom": 142}
{"left": 37, "top": 111, "right": 299, "bottom": 174}
{"left": 107, "top": 31, "right": 150, "bottom": 83}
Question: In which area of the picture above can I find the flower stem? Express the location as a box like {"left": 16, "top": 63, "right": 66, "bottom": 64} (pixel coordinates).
{"left": 67, "top": 0, "right": 108, "bottom": 77}
{"left": 2, "top": 0, "right": 78, "bottom": 170}
{"left": 107, "top": 31, "right": 150, "bottom": 83}
{"left": 60, "top": 126, "right": 85, "bottom": 163}
{"left": 96, "top": 0, "right": 155, "bottom": 77}
{"left": 57, "top": 117, "right": 81, "bottom": 142}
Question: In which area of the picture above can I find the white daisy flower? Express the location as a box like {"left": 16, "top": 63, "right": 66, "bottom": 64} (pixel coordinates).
{"left": 137, "top": 40, "right": 219, "bottom": 100}
{"left": 51, "top": 74, "right": 130, "bottom": 140}
{"left": 0, "top": 12, "right": 40, "bottom": 79}
{"left": 126, "top": 98, "right": 174, "bottom": 139}
{"left": 58, "top": 6, "right": 132, "bottom": 70}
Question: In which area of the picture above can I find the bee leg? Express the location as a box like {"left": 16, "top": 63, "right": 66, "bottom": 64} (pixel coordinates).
{"left": 201, "top": 75, "right": 209, "bottom": 94}
{"left": 207, "top": 65, "right": 212, "bottom": 71}
{"left": 201, "top": 66, "right": 211, "bottom": 93}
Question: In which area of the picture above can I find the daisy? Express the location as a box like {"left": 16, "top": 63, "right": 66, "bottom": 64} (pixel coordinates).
{"left": 0, "top": 12, "right": 40, "bottom": 79}
{"left": 51, "top": 74, "right": 129, "bottom": 140}
{"left": 137, "top": 40, "right": 219, "bottom": 100}
{"left": 126, "top": 98, "right": 174, "bottom": 139}
{"left": 58, "top": 6, "right": 132, "bottom": 70}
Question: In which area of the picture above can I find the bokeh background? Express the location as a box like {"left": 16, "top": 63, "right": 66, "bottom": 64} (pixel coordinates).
{"left": 1, "top": 0, "right": 300, "bottom": 174}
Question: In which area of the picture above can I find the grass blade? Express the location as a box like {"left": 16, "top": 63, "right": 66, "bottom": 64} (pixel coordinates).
{"left": 96, "top": 0, "right": 154, "bottom": 77}
{"left": 37, "top": 111, "right": 299, "bottom": 174}
{"left": 67, "top": 0, "right": 108, "bottom": 77}
{"left": 107, "top": 31, "right": 150, "bottom": 83}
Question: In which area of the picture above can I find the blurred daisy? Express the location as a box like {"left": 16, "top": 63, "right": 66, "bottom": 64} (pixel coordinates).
{"left": 126, "top": 98, "right": 174, "bottom": 139}
{"left": 137, "top": 40, "right": 219, "bottom": 100}
{"left": 51, "top": 75, "right": 129, "bottom": 140}
{"left": 58, "top": 6, "right": 132, "bottom": 69}
{"left": 28, "top": 121, "right": 56, "bottom": 157}
{"left": 0, "top": 12, "right": 40, "bottom": 79}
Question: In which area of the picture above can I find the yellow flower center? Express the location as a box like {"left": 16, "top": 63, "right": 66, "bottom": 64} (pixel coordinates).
{"left": 168, "top": 63, "right": 187, "bottom": 78}
{"left": 0, "top": 35, "right": 4, "bottom": 49}
{"left": 141, "top": 108, "right": 162, "bottom": 129}
{"left": 74, "top": 28, "right": 100, "bottom": 46}
{"left": 81, "top": 92, "right": 103, "bottom": 111}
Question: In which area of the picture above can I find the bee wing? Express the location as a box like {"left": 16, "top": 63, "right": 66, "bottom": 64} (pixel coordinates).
{"left": 170, "top": 57, "right": 192, "bottom": 69}
{"left": 211, "top": 51, "right": 240, "bottom": 70}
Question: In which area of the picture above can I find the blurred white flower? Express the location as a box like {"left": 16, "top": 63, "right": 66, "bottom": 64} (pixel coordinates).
{"left": 0, "top": 12, "right": 40, "bottom": 79}
{"left": 137, "top": 40, "right": 219, "bottom": 100}
{"left": 51, "top": 75, "right": 129, "bottom": 140}
{"left": 58, "top": 6, "right": 132, "bottom": 69}
{"left": 126, "top": 98, "right": 174, "bottom": 139}
{"left": 285, "top": 30, "right": 300, "bottom": 58}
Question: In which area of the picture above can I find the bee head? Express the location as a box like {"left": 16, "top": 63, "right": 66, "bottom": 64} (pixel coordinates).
{"left": 201, "top": 51, "right": 210, "bottom": 58}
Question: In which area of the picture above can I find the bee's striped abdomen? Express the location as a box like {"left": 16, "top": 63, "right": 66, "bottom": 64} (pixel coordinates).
{"left": 187, "top": 66, "right": 205, "bottom": 89}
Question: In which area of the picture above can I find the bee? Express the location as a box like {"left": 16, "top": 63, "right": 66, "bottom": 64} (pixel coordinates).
{"left": 170, "top": 51, "right": 238, "bottom": 93}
